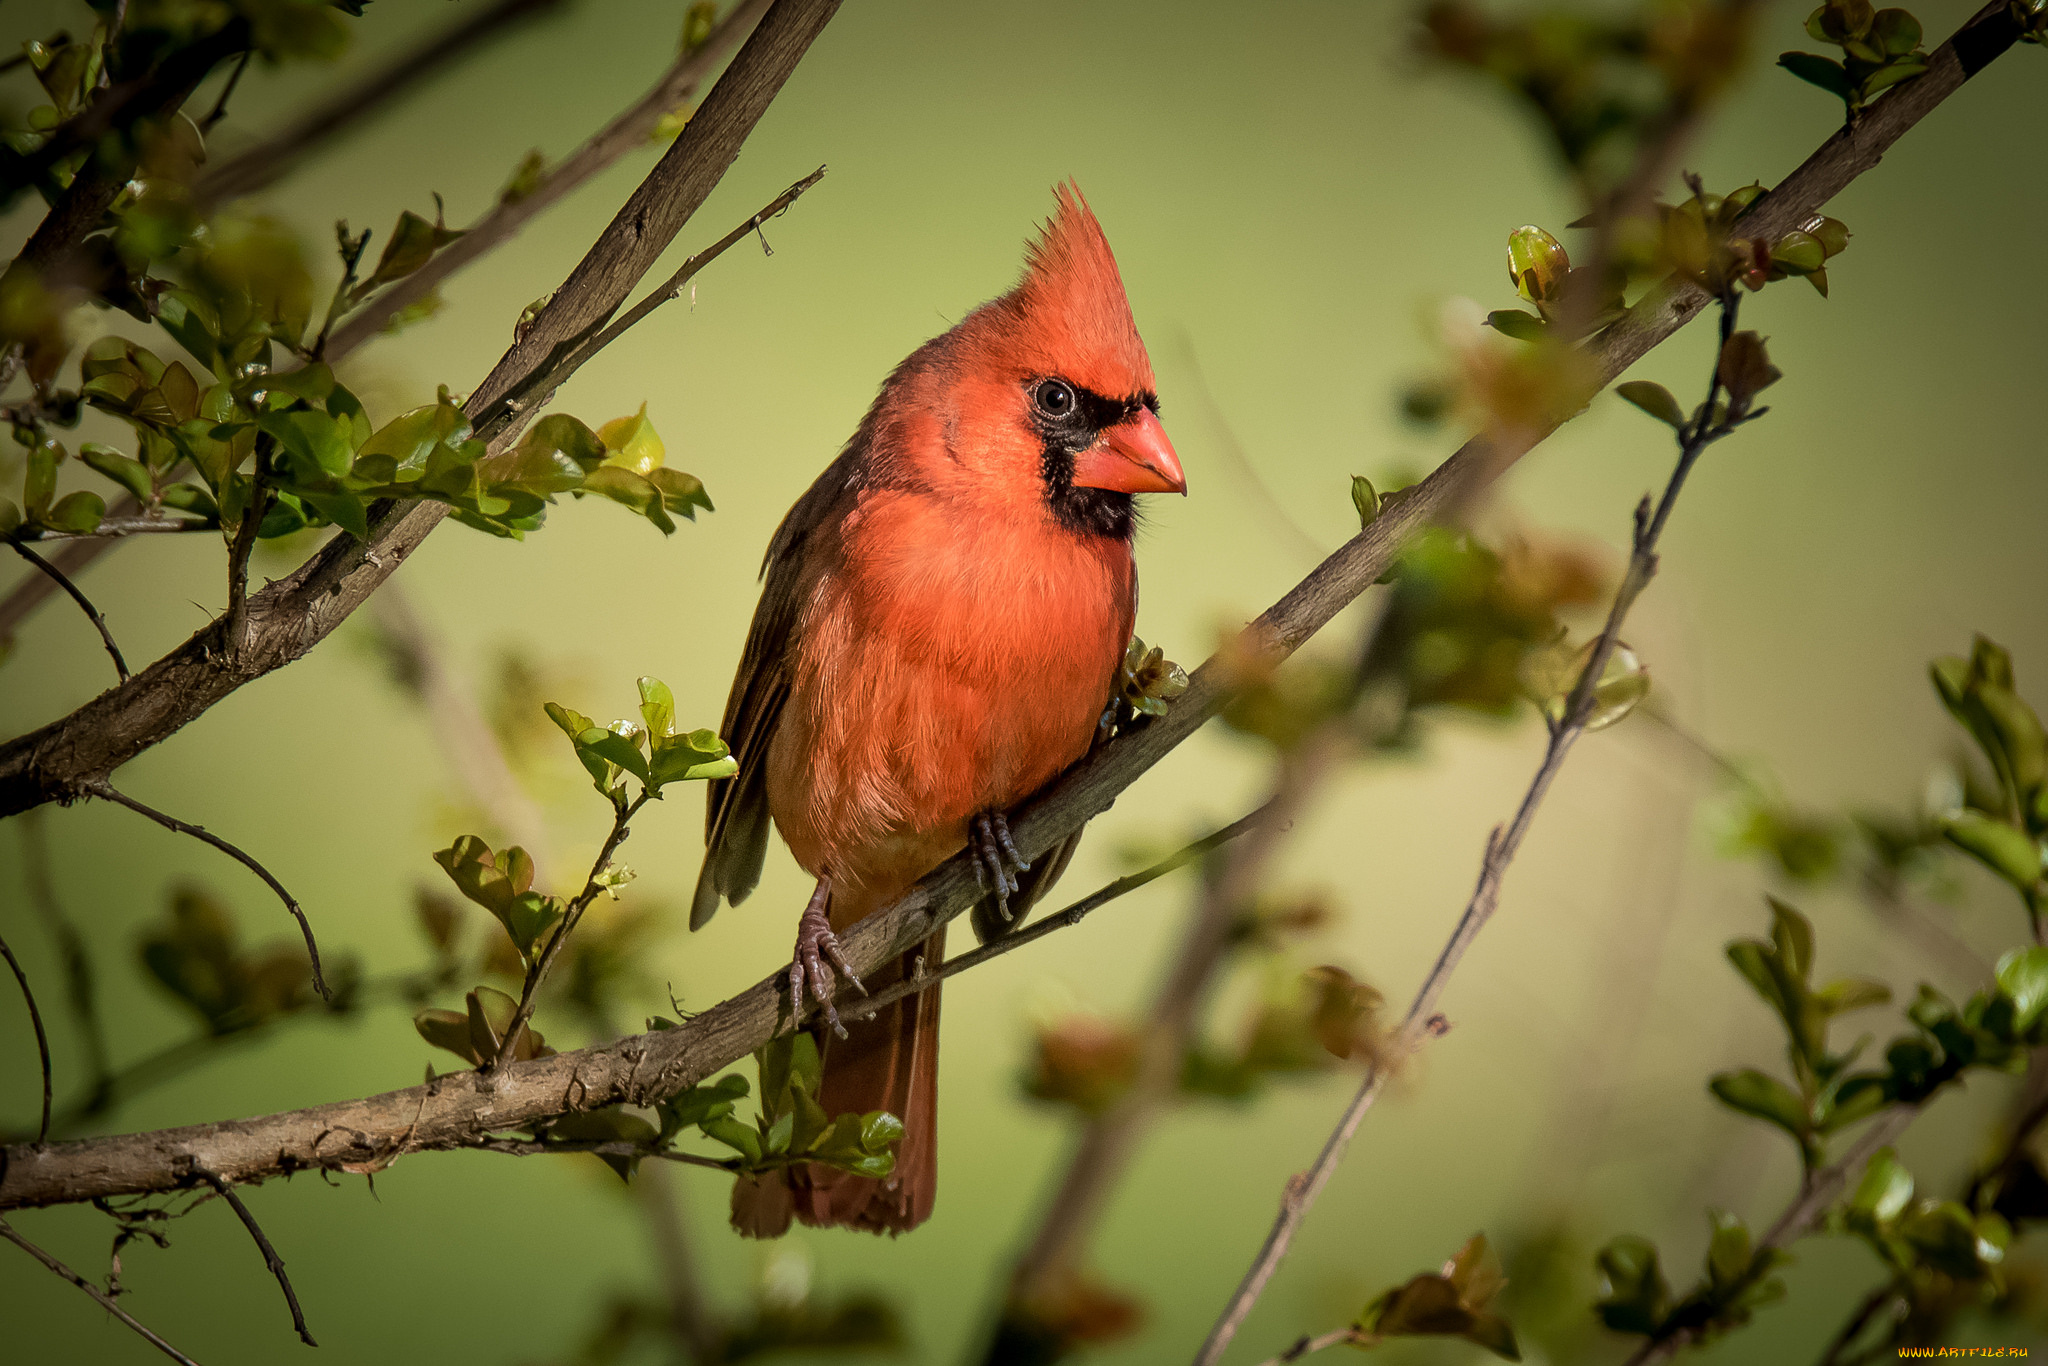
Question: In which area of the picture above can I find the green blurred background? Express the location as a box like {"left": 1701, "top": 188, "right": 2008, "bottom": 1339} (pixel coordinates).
{"left": 3, "top": 0, "right": 2046, "bottom": 1361}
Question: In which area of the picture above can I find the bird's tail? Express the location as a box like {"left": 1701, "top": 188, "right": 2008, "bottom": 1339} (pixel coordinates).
{"left": 730, "top": 928, "right": 944, "bottom": 1238}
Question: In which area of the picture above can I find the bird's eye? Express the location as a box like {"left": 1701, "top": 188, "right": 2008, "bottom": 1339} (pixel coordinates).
{"left": 1033, "top": 379, "right": 1076, "bottom": 418}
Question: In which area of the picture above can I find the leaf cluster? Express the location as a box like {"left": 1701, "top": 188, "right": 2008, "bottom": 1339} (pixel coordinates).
{"left": 1595, "top": 1211, "right": 1790, "bottom": 1350}
{"left": 1929, "top": 635, "right": 2048, "bottom": 925}
{"left": 1351, "top": 1233, "right": 1522, "bottom": 1360}
{"left": 698, "top": 1032, "right": 906, "bottom": 1181}
{"left": 543, "top": 675, "right": 737, "bottom": 812}
{"left": 1780, "top": 1, "right": 1930, "bottom": 117}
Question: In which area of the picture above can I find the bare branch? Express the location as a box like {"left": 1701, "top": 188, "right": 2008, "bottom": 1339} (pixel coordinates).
{"left": 0, "top": 0, "right": 843, "bottom": 821}
{"left": 82, "top": 779, "right": 330, "bottom": 1002}
{"left": 0, "top": 1214, "right": 205, "bottom": 1366}
{"left": 17, "top": 811, "right": 112, "bottom": 1110}
{"left": 489, "top": 790, "right": 653, "bottom": 1070}
{"left": 194, "top": 0, "right": 568, "bottom": 208}
{"left": 0, "top": 0, "right": 2016, "bottom": 1214}
{"left": 845, "top": 803, "right": 1273, "bottom": 1028}
{"left": 10, "top": 515, "right": 217, "bottom": 541}
{"left": 1192, "top": 288, "right": 1760, "bottom": 1364}
{"left": 0, "top": 931, "right": 53, "bottom": 1144}
{"left": 323, "top": 0, "right": 775, "bottom": 356}
{"left": 8, "top": 541, "right": 128, "bottom": 682}
{"left": 198, "top": 1171, "right": 316, "bottom": 1348}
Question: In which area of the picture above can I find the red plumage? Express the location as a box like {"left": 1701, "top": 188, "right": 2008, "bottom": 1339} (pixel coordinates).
{"left": 694, "top": 184, "right": 1182, "bottom": 1236}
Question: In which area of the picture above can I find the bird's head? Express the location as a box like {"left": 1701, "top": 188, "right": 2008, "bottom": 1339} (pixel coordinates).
{"left": 895, "top": 183, "right": 1184, "bottom": 539}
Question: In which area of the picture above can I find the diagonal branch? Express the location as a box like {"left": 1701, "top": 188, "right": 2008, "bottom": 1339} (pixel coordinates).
{"left": 84, "top": 778, "right": 331, "bottom": 1002}
{"left": 0, "top": 0, "right": 2020, "bottom": 1216}
{"left": 8, "top": 541, "right": 129, "bottom": 681}
{"left": 0, "top": 1214, "right": 204, "bottom": 1365}
{"left": 0, "top": 930, "right": 53, "bottom": 1144}
{"left": 198, "top": 1171, "right": 316, "bottom": 1348}
{"left": 323, "top": 0, "right": 775, "bottom": 356}
{"left": 194, "top": 0, "right": 569, "bottom": 209}
{"left": 0, "top": 0, "right": 843, "bottom": 821}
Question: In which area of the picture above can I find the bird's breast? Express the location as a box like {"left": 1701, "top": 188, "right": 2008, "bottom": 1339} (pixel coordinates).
{"left": 767, "top": 489, "right": 1134, "bottom": 892}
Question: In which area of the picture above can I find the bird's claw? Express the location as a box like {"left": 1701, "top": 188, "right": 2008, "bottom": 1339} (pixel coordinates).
{"left": 972, "top": 811, "right": 1030, "bottom": 924}
{"left": 791, "top": 893, "right": 864, "bottom": 1039}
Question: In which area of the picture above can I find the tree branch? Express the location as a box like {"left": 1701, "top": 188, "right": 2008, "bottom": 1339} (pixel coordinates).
{"left": 8, "top": 541, "right": 129, "bottom": 682}
{"left": 0, "top": 931, "right": 52, "bottom": 1144}
{"left": 844, "top": 804, "right": 1272, "bottom": 1029}
{"left": 17, "top": 810, "right": 112, "bottom": 1113}
{"left": 199, "top": 1170, "right": 316, "bottom": 1348}
{"left": 82, "top": 779, "right": 331, "bottom": 1002}
{"left": 193, "top": 0, "right": 568, "bottom": 209}
{"left": 0, "top": 1214, "right": 204, "bottom": 1365}
{"left": 488, "top": 790, "right": 653, "bottom": 1071}
{"left": 0, "top": 0, "right": 766, "bottom": 638}
{"left": 322, "top": 0, "right": 775, "bottom": 357}
{"left": 0, "top": 0, "right": 843, "bottom": 821}
{"left": 0, "top": 0, "right": 2016, "bottom": 1215}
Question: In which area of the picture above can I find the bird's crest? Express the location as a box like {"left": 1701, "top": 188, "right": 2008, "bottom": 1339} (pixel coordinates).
{"left": 996, "top": 181, "right": 1154, "bottom": 396}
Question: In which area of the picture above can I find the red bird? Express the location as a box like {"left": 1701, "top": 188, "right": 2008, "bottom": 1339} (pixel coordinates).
{"left": 691, "top": 185, "right": 1184, "bottom": 1236}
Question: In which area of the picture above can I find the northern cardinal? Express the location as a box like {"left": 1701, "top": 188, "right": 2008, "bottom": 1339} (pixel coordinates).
{"left": 691, "top": 184, "right": 1184, "bottom": 1236}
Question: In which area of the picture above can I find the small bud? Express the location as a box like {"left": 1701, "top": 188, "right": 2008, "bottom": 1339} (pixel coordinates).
{"left": 1507, "top": 225, "right": 1570, "bottom": 304}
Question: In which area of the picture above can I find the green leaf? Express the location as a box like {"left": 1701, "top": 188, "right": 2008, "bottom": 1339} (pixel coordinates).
{"left": 1771, "top": 231, "right": 1826, "bottom": 275}
{"left": 637, "top": 677, "right": 676, "bottom": 742}
{"left": 1485, "top": 308, "right": 1548, "bottom": 342}
{"left": 356, "top": 397, "right": 469, "bottom": 483}
{"left": 1594, "top": 1236, "right": 1669, "bottom": 1336}
{"left": 1506, "top": 225, "right": 1569, "bottom": 304}
{"left": 578, "top": 725, "right": 651, "bottom": 785}
{"left": 1872, "top": 7, "right": 1921, "bottom": 54}
{"left": 0, "top": 499, "right": 19, "bottom": 535}
{"left": 79, "top": 444, "right": 153, "bottom": 501}
{"left": 43, "top": 491, "right": 105, "bottom": 534}
{"left": 1616, "top": 381, "right": 1685, "bottom": 428}
{"left": 1815, "top": 977, "right": 1892, "bottom": 1015}
{"left": 1778, "top": 50, "right": 1853, "bottom": 97}
{"left": 478, "top": 412, "right": 605, "bottom": 492}
{"left": 359, "top": 210, "right": 464, "bottom": 295}
{"left": 645, "top": 467, "right": 712, "bottom": 518}
{"left": 1860, "top": 58, "right": 1927, "bottom": 97}
{"left": 1351, "top": 474, "right": 1381, "bottom": 528}
{"left": 1705, "top": 1210, "right": 1753, "bottom": 1293}
{"left": 700, "top": 1115, "right": 763, "bottom": 1166}
{"left": 648, "top": 729, "right": 736, "bottom": 788}
{"left": 259, "top": 409, "right": 355, "bottom": 481}
{"left": 582, "top": 465, "right": 676, "bottom": 534}
{"left": 1849, "top": 1147, "right": 1914, "bottom": 1228}
{"left": 1709, "top": 1069, "right": 1809, "bottom": 1139}
{"left": 413, "top": 1008, "right": 479, "bottom": 1065}
{"left": 1943, "top": 811, "right": 2043, "bottom": 888}
{"left": 1997, "top": 946, "right": 2048, "bottom": 1031}
{"left": 597, "top": 403, "right": 665, "bottom": 475}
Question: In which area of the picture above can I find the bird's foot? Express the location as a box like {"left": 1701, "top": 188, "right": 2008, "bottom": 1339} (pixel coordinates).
{"left": 790, "top": 881, "right": 865, "bottom": 1038}
{"left": 971, "top": 810, "right": 1031, "bottom": 925}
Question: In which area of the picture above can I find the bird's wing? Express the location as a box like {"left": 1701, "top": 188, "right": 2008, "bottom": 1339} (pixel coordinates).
{"left": 692, "top": 448, "right": 863, "bottom": 929}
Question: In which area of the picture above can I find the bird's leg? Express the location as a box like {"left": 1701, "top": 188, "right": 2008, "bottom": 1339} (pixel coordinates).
{"left": 970, "top": 810, "right": 1031, "bottom": 924}
{"left": 790, "top": 877, "right": 866, "bottom": 1038}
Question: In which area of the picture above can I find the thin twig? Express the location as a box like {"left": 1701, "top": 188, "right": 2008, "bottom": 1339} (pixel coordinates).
{"left": 84, "top": 780, "right": 330, "bottom": 1002}
{"left": 198, "top": 49, "right": 252, "bottom": 132}
{"left": 494, "top": 165, "right": 827, "bottom": 422}
{"left": 221, "top": 437, "right": 270, "bottom": 651}
{"left": 198, "top": 1171, "right": 316, "bottom": 1347}
{"left": 0, "top": 1215, "right": 205, "bottom": 1365}
{"left": 0, "top": 1, "right": 2020, "bottom": 1212}
{"left": 11, "top": 514, "right": 217, "bottom": 540}
{"left": 195, "top": 0, "right": 570, "bottom": 208}
{"left": 0, "top": 931, "right": 53, "bottom": 1143}
{"left": 18, "top": 811, "right": 111, "bottom": 1111}
{"left": 466, "top": 1136, "right": 734, "bottom": 1171}
{"left": 845, "top": 803, "right": 1272, "bottom": 1027}
{"left": 1194, "top": 290, "right": 1755, "bottom": 1366}
{"left": 322, "top": 0, "right": 774, "bottom": 354}
{"left": 9, "top": 541, "right": 128, "bottom": 681}
{"left": 488, "top": 792, "right": 653, "bottom": 1070}
{"left": 1254, "top": 1328, "right": 1358, "bottom": 1366}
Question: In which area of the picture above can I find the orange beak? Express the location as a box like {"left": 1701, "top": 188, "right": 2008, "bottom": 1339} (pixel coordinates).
{"left": 1071, "top": 408, "right": 1186, "bottom": 495}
